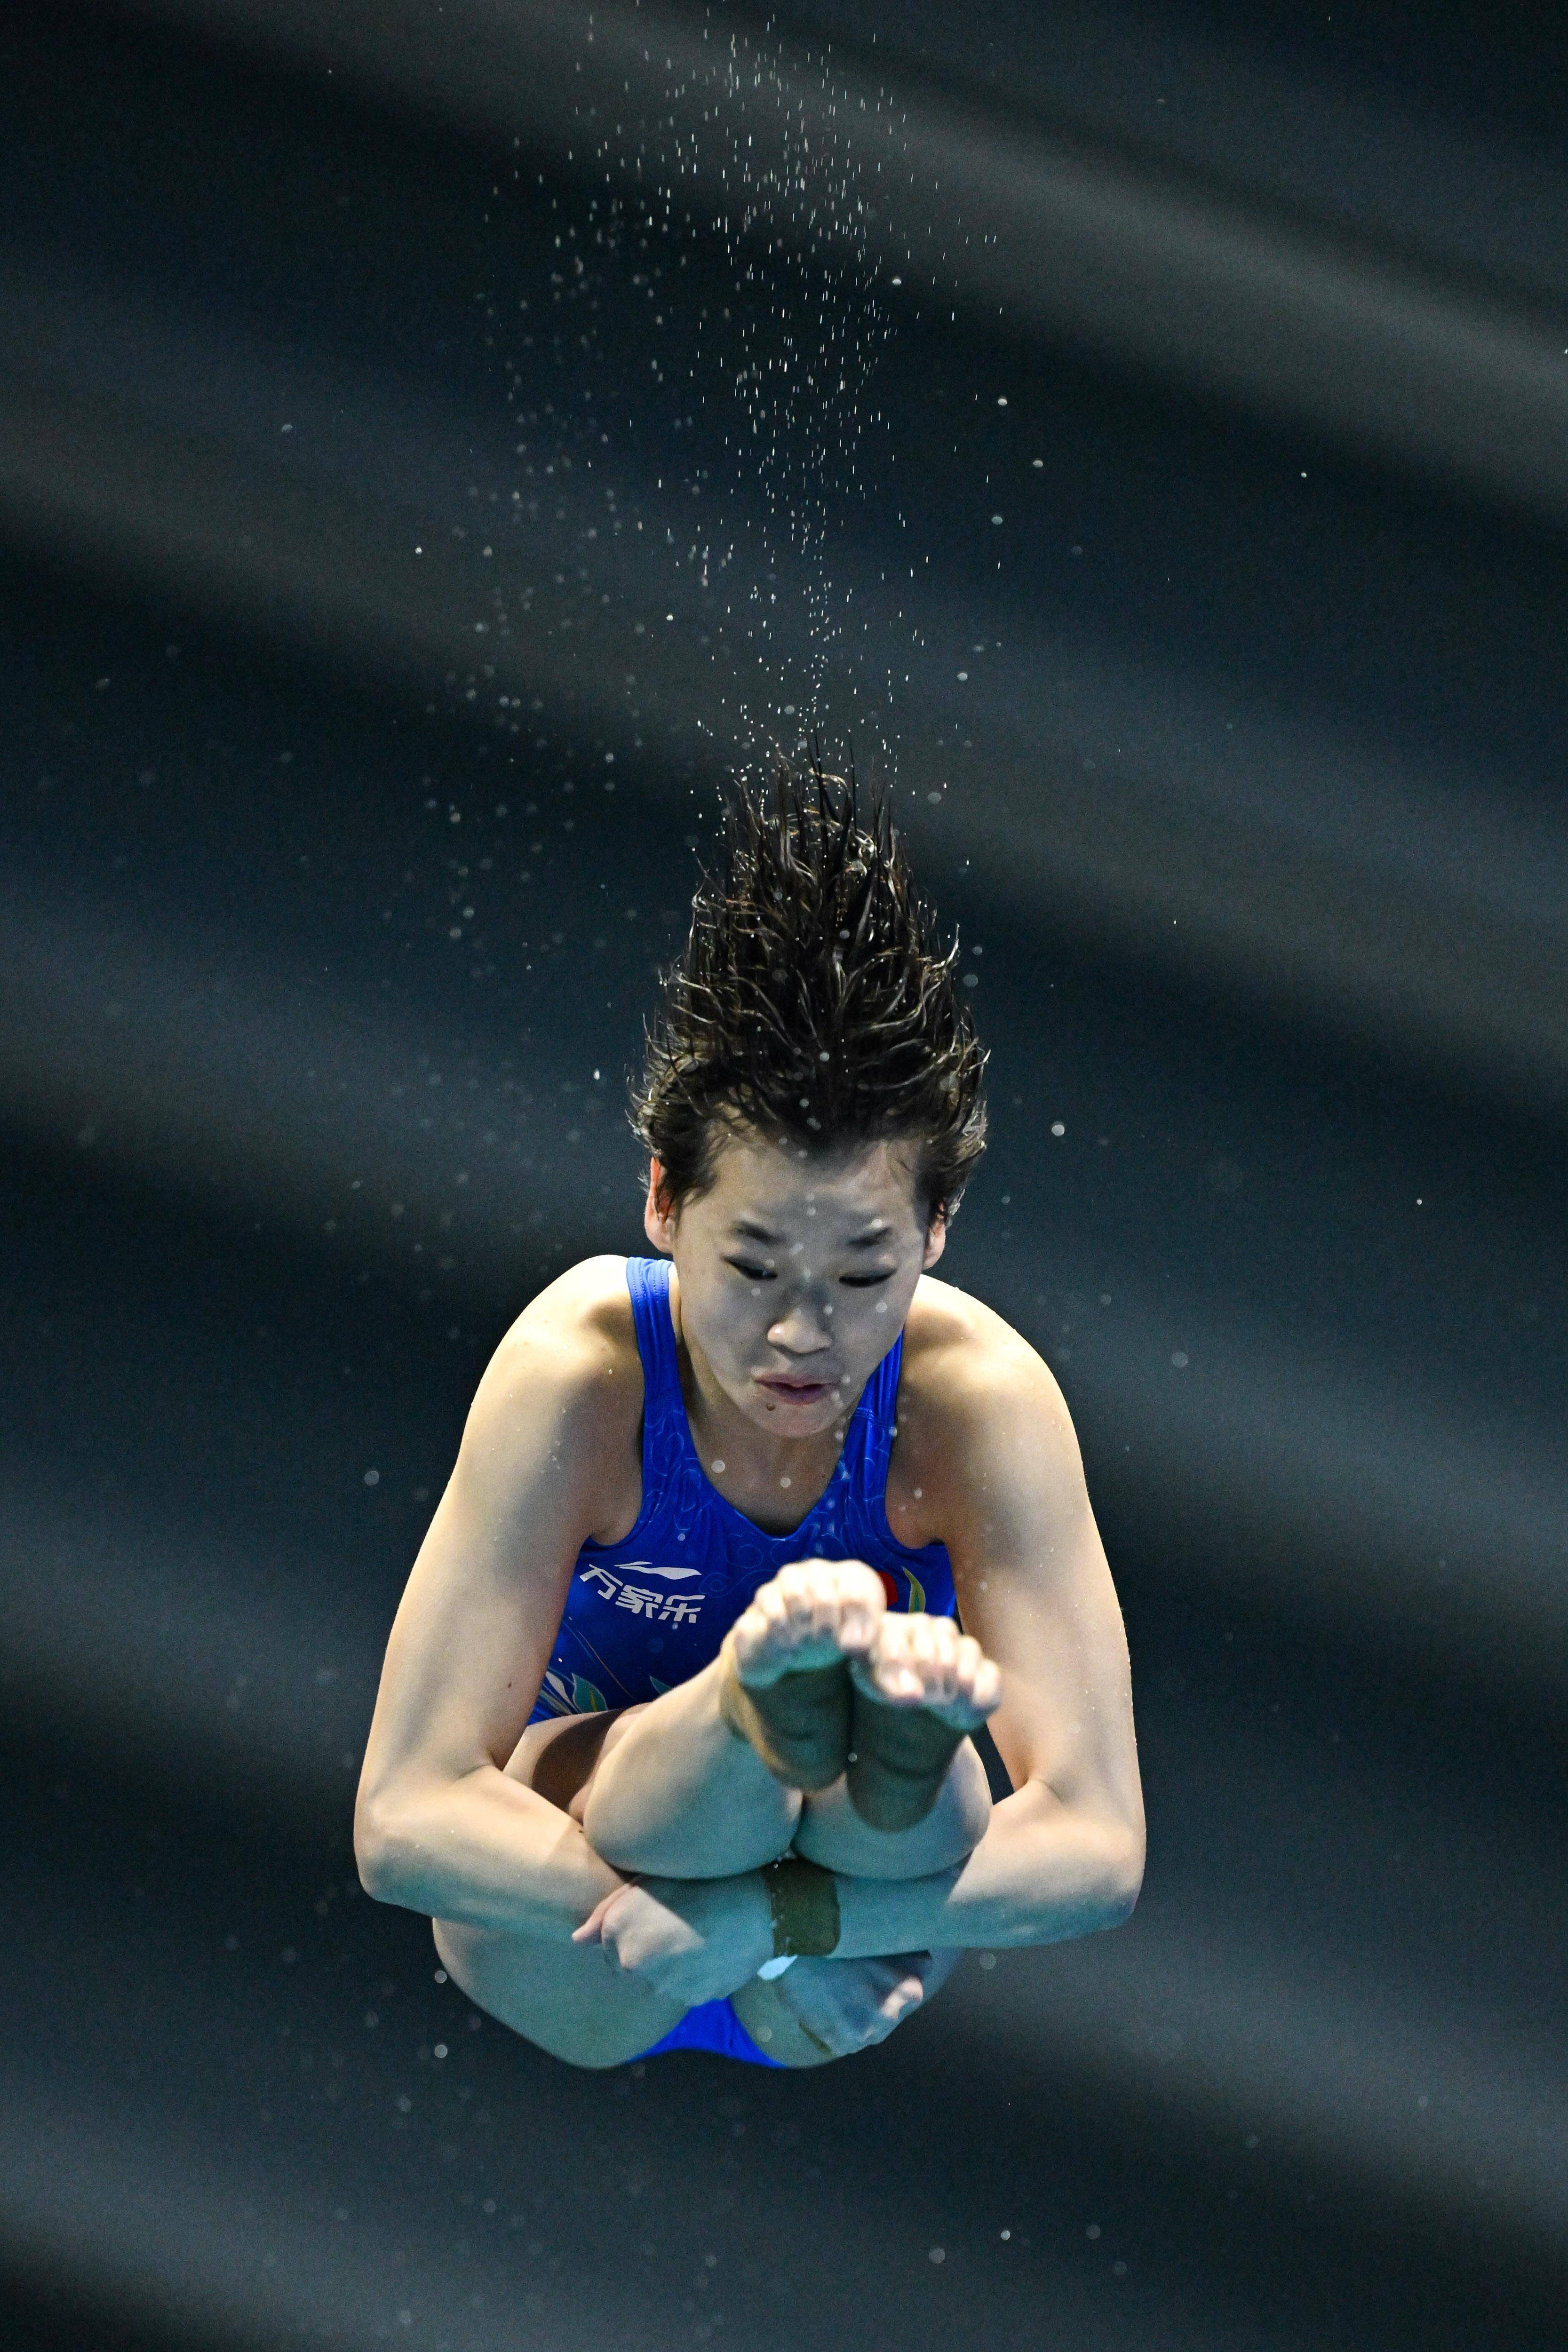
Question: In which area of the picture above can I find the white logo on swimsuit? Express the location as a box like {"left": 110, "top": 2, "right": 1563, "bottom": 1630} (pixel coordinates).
{"left": 579, "top": 1562, "right": 703, "bottom": 1626}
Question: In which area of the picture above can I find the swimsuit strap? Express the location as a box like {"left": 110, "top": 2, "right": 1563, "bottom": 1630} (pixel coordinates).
{"left": 624, "top": 1254, "right": 689, "bottom": 1512}
{"left": 860, "top": 1327, "right": 907, "bottom": 1486}
{"left": 626, "top": 1254, "right": 680, "bottom": 1400}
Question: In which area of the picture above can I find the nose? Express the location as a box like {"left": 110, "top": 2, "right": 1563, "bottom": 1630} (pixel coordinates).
{"left": 766, "top": 1299, "right": 833, "bottom": 1356}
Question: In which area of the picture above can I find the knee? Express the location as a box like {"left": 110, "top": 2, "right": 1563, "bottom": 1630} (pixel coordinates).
{"left": 947, "top": 1736, "right": 993, "bottom": 1845}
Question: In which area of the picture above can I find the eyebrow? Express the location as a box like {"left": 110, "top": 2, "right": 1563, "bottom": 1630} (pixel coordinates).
{"left": 727, "top": 1218, "right": 894, "bottom": 1251}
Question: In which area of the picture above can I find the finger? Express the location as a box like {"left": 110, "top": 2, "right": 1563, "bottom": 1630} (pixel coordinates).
{"left": 571, "top": 1899, "right": 612, "bottom": 1945}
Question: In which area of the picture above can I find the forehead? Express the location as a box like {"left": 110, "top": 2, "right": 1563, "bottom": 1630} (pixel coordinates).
{"left": 703, "top": 1130, "right": 919, "bottom": 1228}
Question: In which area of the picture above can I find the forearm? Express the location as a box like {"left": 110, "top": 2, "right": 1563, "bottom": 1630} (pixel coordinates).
{"left": 824, "top": 1780, "right": 1142, "bottom": 1959}
{"left": 358, "top": 1765, "right": 625, "bottom": 1939}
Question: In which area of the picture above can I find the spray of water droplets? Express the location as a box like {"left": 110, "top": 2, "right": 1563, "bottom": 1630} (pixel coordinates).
{"left": 570, "top": 14, "right": 914, "bottom": 762}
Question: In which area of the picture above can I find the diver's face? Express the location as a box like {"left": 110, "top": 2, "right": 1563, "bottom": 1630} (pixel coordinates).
{"left": 644, "top": 1129, "right": 947, "bottom": 1438}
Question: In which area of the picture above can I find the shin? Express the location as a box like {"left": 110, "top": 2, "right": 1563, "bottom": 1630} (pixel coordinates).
{"left": 790, "top": 1735, "right": 992, "bottom": 1879}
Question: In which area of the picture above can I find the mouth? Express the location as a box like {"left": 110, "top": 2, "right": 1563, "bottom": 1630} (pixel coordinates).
{"left": 756, "top": 1375, "right": 834, "bottom": 1399}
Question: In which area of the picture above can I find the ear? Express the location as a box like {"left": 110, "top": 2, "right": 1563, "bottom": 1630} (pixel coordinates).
{"left": 922, "top": 1205, "right": 948, "bottom": 1271}
{"left": 644, "top": 1159, "right": 677, "bottom": 1254}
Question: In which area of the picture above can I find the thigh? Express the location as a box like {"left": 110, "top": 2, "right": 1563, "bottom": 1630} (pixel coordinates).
{"left": 503, "top": 1704, "right": 649, "bottom": 1822}
{"left": 437, "top": 1706, "right": 680, "bottom": 2070}
{"left": 433, "top": 1912, "right": 687, "bottom": 2071}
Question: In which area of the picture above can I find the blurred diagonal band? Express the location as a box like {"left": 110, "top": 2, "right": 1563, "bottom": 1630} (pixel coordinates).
{"left": 4, "top": 368, "right": 1566, "bottom": 1123}
{"left": 126, "top": 0, "right": 1568, "bottom": 526}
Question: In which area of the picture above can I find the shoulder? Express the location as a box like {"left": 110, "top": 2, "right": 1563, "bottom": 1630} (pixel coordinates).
{"left": 495, "top": 1253, "right": 637, "bottom": 1360}
{"left": 899, "top": 1273, "right": 1059, "bottom": 1414}
{"left": 480, "top": 1255, "right": 643, "bottom": 1443}
{"left": 893, "top": 1277, "right": 1081, "bottom": 1538}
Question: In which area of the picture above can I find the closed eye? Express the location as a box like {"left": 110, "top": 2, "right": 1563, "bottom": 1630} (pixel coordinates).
{"left": 728, "top": 1259, "right": 894, "bottom": 1287}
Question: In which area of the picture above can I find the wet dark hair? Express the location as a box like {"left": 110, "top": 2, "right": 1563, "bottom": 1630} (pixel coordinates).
{"left": 628, "top": 753, "right": 988, "bottom": 1231}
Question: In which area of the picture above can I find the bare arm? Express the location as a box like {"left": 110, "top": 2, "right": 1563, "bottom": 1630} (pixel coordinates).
{"left": 819, "top": 1782, "right": 1135, "bottom": 1957}
{"left": 834, "top": 1333, "right": 1144, "bottom": 1953}
{"left": 353, "top": 1266, "right": 627, "bottom": 1939}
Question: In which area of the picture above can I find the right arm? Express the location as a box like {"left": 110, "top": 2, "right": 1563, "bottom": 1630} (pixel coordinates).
{"left": 353, "top": 1279, "right": 628, "bottom": 1941}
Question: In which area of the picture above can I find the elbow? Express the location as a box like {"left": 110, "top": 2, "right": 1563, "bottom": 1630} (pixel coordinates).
{"left": 354, "top": 1790, "right": 416, "bottom": 1907}
{"left": 1097, "top": 1824, "right": 1146, "bottom": 1932}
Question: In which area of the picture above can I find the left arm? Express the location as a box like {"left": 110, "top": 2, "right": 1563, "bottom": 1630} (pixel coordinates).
{"left": 831, "top": 1335, "right": 1145, "bottom": 1955}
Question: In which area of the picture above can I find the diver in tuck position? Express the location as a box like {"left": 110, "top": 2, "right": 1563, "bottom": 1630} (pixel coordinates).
{"left": 355, "top": 760, "right": 1144, "bottom": 2067}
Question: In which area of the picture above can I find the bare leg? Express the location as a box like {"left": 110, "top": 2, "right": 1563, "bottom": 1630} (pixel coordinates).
{"left": 433, "top": 1710, "right": 690, "bottom": 2069}
{"left": 438, "top": 1573, "right": 1003, "bottom": 2071}
{"left": 584, "top": 1572, "right": 1001, "bottom": 1883}
{"left": 580, "top": 1559, "right": 886, "bottom": 1877}
{"left": 576, "top": 1661, "right": 806, "bottom": 1878}
{"left": 731, "top": 1947, "right": 966, "bottom": 2067}
{"left": 791, "top": 1737, "right": 992, "bottom": 1879}
{"left": 435, "top": 1699, "right": 978, "bottom": 2071}
{"left": 844, "top": 1613, "right": 1003, "bottom": 1833}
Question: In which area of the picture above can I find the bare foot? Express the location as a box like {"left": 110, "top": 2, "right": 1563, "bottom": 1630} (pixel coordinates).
{"left": 845, "top": 1614, "right": 1003, "bottom": 1832}
{"left": 716, "top": 1559, "right": 887, "bottom": 1790}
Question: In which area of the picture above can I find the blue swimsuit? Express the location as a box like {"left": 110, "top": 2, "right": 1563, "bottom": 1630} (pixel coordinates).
{"left": 529, "top": 1253, "right": 955, "bottom": 2065}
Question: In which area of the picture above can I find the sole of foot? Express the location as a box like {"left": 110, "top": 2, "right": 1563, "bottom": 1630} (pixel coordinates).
{"left": 845, "top": 1615, "right": 1003, "bottom": 1833}
{"left": 717, "top": 1558, "right": 887, "bottom": 1790}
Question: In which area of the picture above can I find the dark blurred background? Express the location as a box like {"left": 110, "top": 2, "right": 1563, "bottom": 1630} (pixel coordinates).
{"left": 2, "top": 4, "right": 1565, "bottom": 2347}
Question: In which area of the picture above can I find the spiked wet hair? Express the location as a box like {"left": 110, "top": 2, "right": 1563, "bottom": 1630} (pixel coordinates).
{"left": 628, "top": 754, "right": 988, "bottom": 1230}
